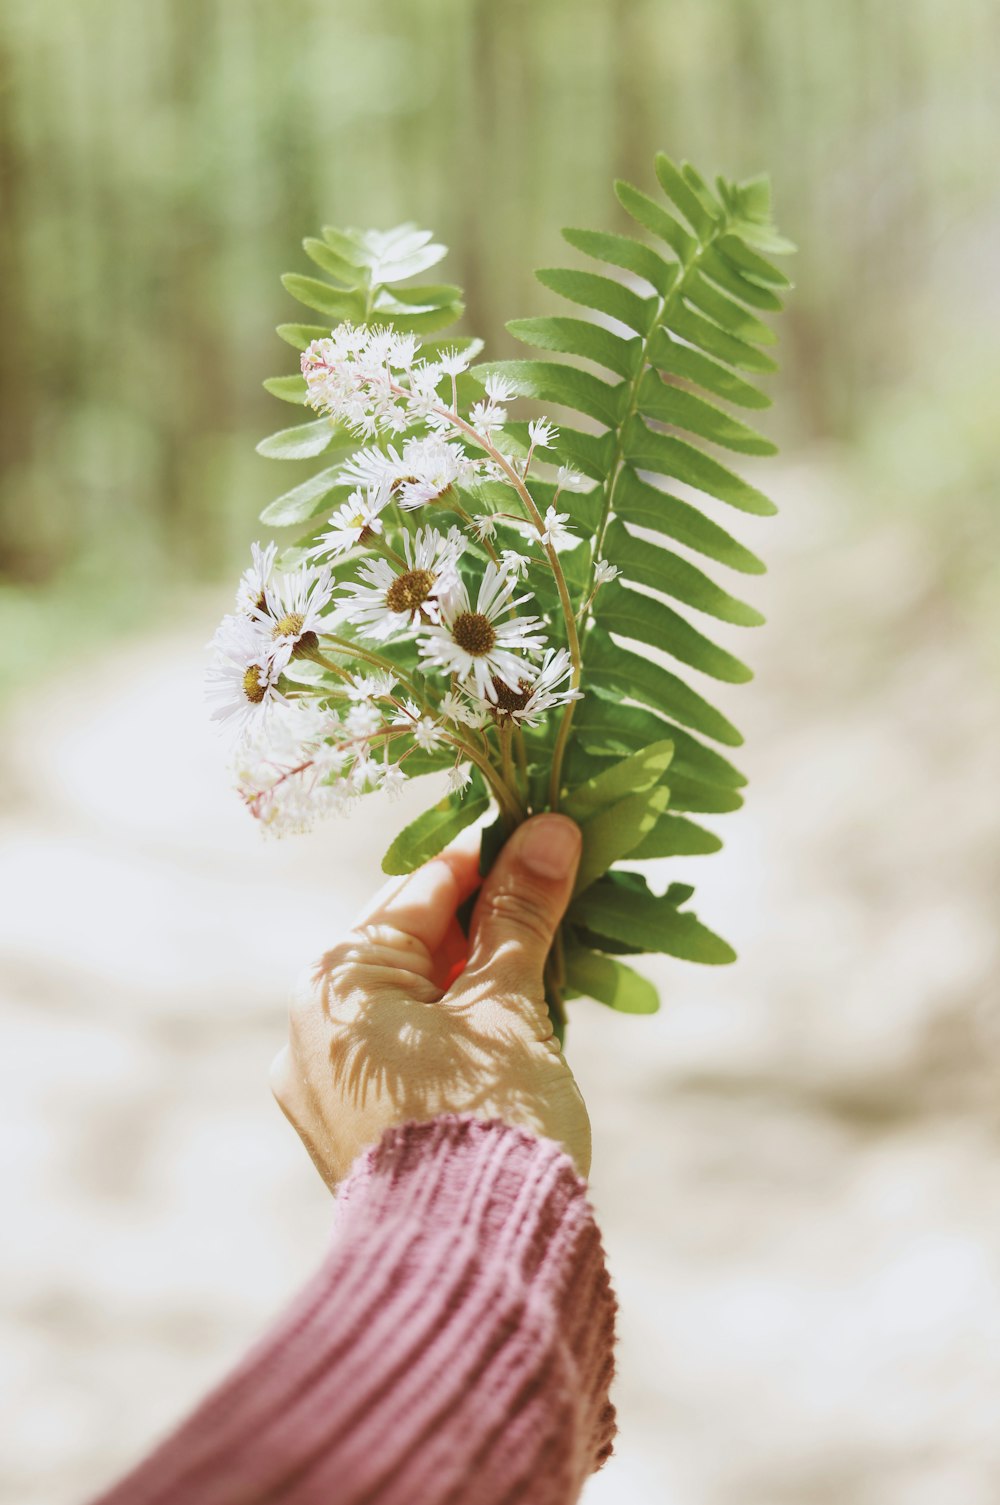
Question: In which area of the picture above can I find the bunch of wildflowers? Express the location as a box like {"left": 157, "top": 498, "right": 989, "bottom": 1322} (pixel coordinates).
{"left": 209, "top": 178, "right": 792, "bottom": 1027}
{"left": 208, "top": 320, "right": 604, "bottom": 841}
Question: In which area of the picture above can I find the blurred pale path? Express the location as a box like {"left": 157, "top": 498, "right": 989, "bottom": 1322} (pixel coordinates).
{"left": 2, "top": 463, "right": 1000, "bottom": 1503}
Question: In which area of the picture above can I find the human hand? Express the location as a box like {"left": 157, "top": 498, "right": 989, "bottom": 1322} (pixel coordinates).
{"left": 270, "top": 813, "right": 591, "bottom": 1188}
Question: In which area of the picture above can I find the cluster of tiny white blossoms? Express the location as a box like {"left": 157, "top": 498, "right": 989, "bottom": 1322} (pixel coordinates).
{"left": 207, "top": 321, "right": 625, "bottom": 837}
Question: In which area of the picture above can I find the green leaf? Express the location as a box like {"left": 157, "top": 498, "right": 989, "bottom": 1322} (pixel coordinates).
{"left": 686, "top": 273, "right": 777, "bottom": 348}
{"left": 259, "top": 467, "right": 346, "bottom": 526}
{"left": 381, "top": 785, "right": 490, "bottom": 876}
{"left": 379, "top": 282, "right": 463, "bottom": 309}
{"left": 256, "top": 419, "right": 340, "bottom": 461}
{"left": 595, "top": 580, "right": 753, "bottom": 684}
{"left": 649, "top": 329, "right": 771, "bottom": 411}
{"left": 506, "top": 316, "right": 641, "bottom": 379}
{"left": 277, "top": 322, "right": 333, "bottom": 351}
{"left": 567, "top": 692, "right": 746, "bottom": 796}
{"left": 584, "top": 628, "right": 743, "bottom": 747}
{"left": 614, "top": 467, "right": 765, "bottom": 576}
{"left": 717, "top": 234, "right": 793, "bottom": 288}
{"left": 615, "top": 179, "right": 696, "bottom": 262}
{"left": 574, "top": 784, "right": 672, "bottom": 895}
{"left": 699, "top": 246, "right": 784, "bottom": 312}
{"left": 302, "top": 237, "right": 363, "bottom": 286}
{"left": 624, "top": 417, "right": 776, "bottom": 516}
{"left": 629, "top": 813, "right": 722, "bottom": 859}
{"left": 637, "top": 369, "right": 776, "bottom": 457}
{"left": 536, "top": 266, "right": 657, "bottom": 336}
{"left": 602, "top": 518, "right": 764, "bottom": 625}
{"left": 670, "top": 302, "right": 778, "bottom": 375}
{"left": 563, "top": 946, "right": 660, "bottom": 1014}
{"left": 473, "top": 359, "right": 622, "bottom": 428}
{"left": 563, "top": 738, "right": 675, "bottom": 820}
{"left": 654, "top": 152, "right": 718, "bottom": 238}
{"left": 262, "top": 374, "right": 309, "bottom": 406}
{"left": 571, "top": 877, "right": 736, "bottom": 964}
{"left": 281, "top": 274, "right": 364, "bottom": 321}
{"left": 561, "top": 226, "right": 676, "bottom": 298}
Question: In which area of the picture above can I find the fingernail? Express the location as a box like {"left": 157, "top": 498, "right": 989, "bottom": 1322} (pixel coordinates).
{"left": 517, "top": 815, "right": 581, "bottom": 880}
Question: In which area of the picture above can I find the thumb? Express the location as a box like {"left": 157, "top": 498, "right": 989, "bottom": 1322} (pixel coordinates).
{"left": 465, "top": 814, "right": 581, "bottom": 994}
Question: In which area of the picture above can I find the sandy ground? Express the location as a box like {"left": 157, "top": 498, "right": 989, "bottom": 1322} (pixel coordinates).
{"left": 2, "top": 461, "right": 999, "bottom": 1504}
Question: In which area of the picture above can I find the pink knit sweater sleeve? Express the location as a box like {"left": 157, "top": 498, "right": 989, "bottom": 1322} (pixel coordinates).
{"left": 91, "top": 1115, "right": 617, "bottom": 1505}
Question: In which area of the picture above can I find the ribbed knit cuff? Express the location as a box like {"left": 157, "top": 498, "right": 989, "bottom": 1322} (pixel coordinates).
{"left": 92, "top": 1115, "right": 617, "bottom": 1505}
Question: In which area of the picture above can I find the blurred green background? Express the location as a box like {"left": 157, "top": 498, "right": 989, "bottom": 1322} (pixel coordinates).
{"left": 2, "top": 0, "right": 999, "bottom": 696}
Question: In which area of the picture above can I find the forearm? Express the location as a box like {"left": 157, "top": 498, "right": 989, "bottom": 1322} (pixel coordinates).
{"left": 92, "top": 1116, "right": 617, "bottom": 1505}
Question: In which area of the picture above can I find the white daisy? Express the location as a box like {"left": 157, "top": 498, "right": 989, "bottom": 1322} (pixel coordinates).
{"left": 593, "top": 559, "right": 620, "bottom": 587}
{"left": 335, "top": 525, "right": 464, "bottom": 641}
{"left": 312, "top": 486, "right": 391, "bottom": 559}
{"left": 511, "top": 503, "right": 575, "bottom": 552}
{"left": 490, "top": 647, "right": 582, "bottom": 727}
{"left": 418, "top": 561, "right": 547, "bottom": 701}
{"left": 206, "top": 615, "right": 291, "bottom": 740}
{"left": 338, "top": 445, "right": 403, "bottom": 492}
{"left": 235, "top": 541, "right": 278, "bottom": 616}
{"left": 250, "top": 567, "right": 335, "bottom": 656}
{"left": 394, "top": 436, "right": 471, "bottom": 510}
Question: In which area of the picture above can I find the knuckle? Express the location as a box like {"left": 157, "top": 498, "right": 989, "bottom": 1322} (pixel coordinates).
{"left": 478, "top": 884, "right": 554, "bottom": 948}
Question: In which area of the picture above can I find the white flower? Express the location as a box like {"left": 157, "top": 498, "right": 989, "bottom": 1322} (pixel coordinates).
{"left": 350, "top": 752, "right": 383, "bottom": 792}
{"left": 512, "top": 504, "right": 575, "bottom": 552}
{"left": 469, "top": 400, "right": 506, "bottom": 438}
{"left": 346, "top": 671, "right": 397, "bottom": 701}
{"left": 447, "top": 763, "right": 473, "bottom": 795}
{"left": 436, "top": 347, "right": 472, "bottom": 377}
{"left": 499, "top": 548, "right": 531, "bottom": 579}
{"left": 393, "top": 697, "right": 422, "bottom": 724}
{"left": 394, "top": 436, "right": 471, "bottom": 510}
{"left": 250, "top": 567, "right": 335, "bottom": 654}
{"left": 412, "top": 716, "right": 445, "bottom": 752}
{"left": 418, "top": 561, "right": 547, "bottom": 702}
{"left": 335, "top": 525, "right": 464, "bottom": 641}
{"left": 470, "top": 514, "right": 497, "bottom": 542}
{"left": 484, "top": 374, "right": 517, "bottom": 405}
{"left": 380, "top": 763, "right": 409, "bottom": 801}
{"left": 232, "top": 707, "right": 354, "bottom": 835}
{"left": 528, "top": 419, "right": 558, "bottom": 450}
{"left": 338, "top": 445, "right": 402, "bottom": 492}
{"left": 437, "top": 691, "right": 466, "bottom": 723}
{"left": 344, "top": 702, "right": 383, "bottom": 741}
{"left": 494, "top": 647, "right": 582, "bottom": 727}
{"left": 206, "top": 614, "right": 291, "bottom": 740}
{"left": 556, "top": 465, "right": 591, "bottom": 493}
{"left": 539, "top": 505, "right": 575, "bottom": 550}
{"left": 235, "top": 541, "right": 277, "bottom": 616}
{"left": 312, "top": 486, "right": 390, "bottom": 559}
{"left": 593, "top": 559, "right": 620, "bottom": 587}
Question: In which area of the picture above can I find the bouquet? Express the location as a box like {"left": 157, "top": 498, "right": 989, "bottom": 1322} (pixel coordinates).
{"left": 208, "top": 153, "right": 793, "bottom": 1034}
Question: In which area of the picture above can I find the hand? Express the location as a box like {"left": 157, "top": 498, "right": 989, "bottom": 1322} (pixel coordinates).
{"left": 270, "top": 813, "right": 591, "bottom": 1188}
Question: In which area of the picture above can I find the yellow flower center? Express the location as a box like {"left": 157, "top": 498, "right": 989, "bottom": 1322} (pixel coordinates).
{"left": 451, "top": 611, "right": 497, "bottom": 657}
{"left": 385, "top": 568, "right": 435, "bottom": 616}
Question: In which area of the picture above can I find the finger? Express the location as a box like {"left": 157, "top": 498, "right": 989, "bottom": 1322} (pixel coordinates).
{"left": 433, "top": 913, "right": 470, "bottom": 991}
{"left": 359, "top": 842, "right": 482, "bottom": 957}
{"left": 464, "top": 815, "right": 581, "bottom": 994}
